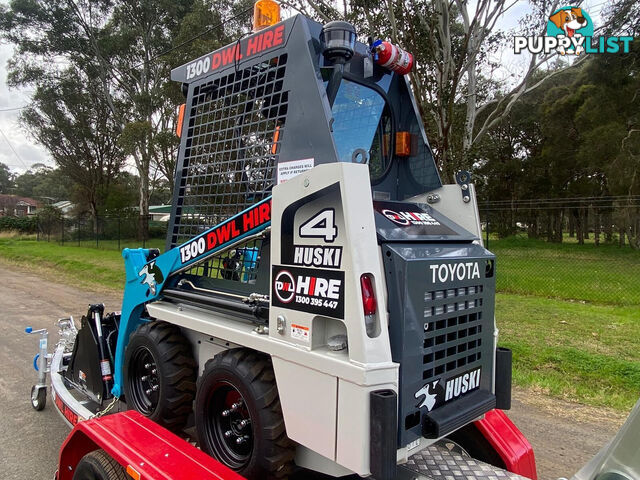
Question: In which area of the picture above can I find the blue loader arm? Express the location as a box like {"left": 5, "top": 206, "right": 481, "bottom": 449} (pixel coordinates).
{"left": 111, "top": 197, "right": 272, "bottom": 397}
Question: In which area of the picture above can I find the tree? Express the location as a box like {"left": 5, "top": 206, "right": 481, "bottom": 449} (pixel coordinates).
{"left": 0, "top": 162, "right": 13, "bottom": 193}
{"left": 1, "top": 0, "right": 251, "bottom": 231}
{"left": 21, "top": 68, "right": 125, "bottom": 217}
{"left": 13, "top": 165, "right": 69, "bottom": 201}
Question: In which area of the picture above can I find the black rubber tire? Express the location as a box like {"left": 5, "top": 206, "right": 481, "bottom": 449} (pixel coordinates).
{"left": 195, "top": 349, "right": 295, "bottom": 480}
{"left": 123, "top": 321, "right": 197, "bottom": 431}
{"left": 31, "top": 385, "right": 46, "bottom": 411}
{"left": 72, "top": 449, "right": 127, "bottom": 480}
{"left": 446, "top": 423, "right": 506, "bottom": 469}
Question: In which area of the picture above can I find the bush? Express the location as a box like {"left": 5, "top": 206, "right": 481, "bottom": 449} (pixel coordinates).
{"left": 0, "top": 215, "right": 38, "bottom": 233}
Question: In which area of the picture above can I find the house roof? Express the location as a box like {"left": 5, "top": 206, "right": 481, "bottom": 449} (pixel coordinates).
{"left": 0, "top": 194, "right": 42, "bottom": 207}
{"left": 149, "top": 205, "right": 173, "bottom": 214}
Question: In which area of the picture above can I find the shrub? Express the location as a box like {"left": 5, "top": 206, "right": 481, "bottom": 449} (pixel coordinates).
{"left": 0, "top": 215, "right": 38, "bottom": 233}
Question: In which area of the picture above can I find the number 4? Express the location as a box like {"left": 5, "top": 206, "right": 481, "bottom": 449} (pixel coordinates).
{"left": 299, "top": 209, "right": 338, "bottom": 242}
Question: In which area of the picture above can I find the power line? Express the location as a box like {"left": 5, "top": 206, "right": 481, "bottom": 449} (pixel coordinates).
{"left": 0, "top": 105, "right": 28, "bottom": 112}
{"left": 144, "top": 7, "right": 253, "bottom": 66}
{"left": 0, "top": 127, "right": 29, "bottom": 170}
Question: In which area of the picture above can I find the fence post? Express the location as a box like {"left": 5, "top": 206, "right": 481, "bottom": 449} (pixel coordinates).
{"left": 61, "top": 217, "right": 64, "bottom": 246}
{"left": 77, "top": 218, "right": 80, "bottom": 246}
{"left": 36, "top": 216, "right": 39, "bottom": 242}
{"left": 96, "top": 216, "right": 99, "bottom": 248}
{"left": 118, "top": 217, "right": 121, "bottom": 251}
{"left": 485, "top": 212, "right": 490, "bottom": 249}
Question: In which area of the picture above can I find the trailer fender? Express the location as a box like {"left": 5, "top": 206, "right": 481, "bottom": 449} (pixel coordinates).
{"left": 474, "top": 409, "right": 537, "bottom": 479}
{"left": 57, "top": 411, "right": 245, "bottom": 480}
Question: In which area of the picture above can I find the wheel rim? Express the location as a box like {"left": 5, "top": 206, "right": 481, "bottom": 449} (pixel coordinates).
{"left": 203, "top": 381, "right": 254, "bottom": 470}
{"left": 31, "top": 386, "right": 39, "bottom": 407}
{"left": 128, "top": 346, "right": 160, "bottom": 415}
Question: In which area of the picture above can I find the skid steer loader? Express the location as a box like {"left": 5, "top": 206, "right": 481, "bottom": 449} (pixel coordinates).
{"left": 27, "top": 5, "right": 531, "bottom": 480}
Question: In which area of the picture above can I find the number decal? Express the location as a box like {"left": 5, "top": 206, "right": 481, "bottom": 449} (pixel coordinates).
{"left": 185, "top": 57, "right": 211, "bottom": 80}
{"left": 180, "top": 236, "right": 206, "bottom": 263}
{"left": 299, "top": 209, "right": 338, "bottom": 243}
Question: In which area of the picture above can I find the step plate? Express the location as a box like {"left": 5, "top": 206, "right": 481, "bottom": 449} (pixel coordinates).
{"left": 397, "top": 443, "right": 527, "bottom": 480}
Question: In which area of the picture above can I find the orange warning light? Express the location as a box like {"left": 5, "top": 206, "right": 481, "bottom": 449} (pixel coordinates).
{"left": 253, "top": 0, "right": 281, "bottom": 32}
{"left": 395, "top": 131, "right": 413, "bottom": 157}
{"left": 272, "top": 125, "right": 281, "bottom": 154}
{"left": 176, "top": 103, "right": 186, "bottom": 138}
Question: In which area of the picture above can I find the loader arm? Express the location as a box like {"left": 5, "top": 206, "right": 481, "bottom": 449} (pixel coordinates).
{"left": 111, "top": 197, "right": 272, "bottom": 397}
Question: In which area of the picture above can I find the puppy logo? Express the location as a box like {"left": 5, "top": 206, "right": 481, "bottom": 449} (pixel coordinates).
{"left": 139, "top": 261, "right": 164, "bottom": 296}
{"left": 415, "top": 380, "right": 439, "bottom": 412}
{"left": 546, "top": 7, "right": 592, "bottom": 55}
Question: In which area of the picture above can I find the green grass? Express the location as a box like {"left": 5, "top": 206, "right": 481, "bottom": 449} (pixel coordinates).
{"left": 496, "top": 293, "right": 640, "bottom": 411}
{"left": 56, "top": 237, "right": 165, "bottom": 252}
{"left": 1, "top": 234, "right": 639, "bottom": 411}
{"left": 0, "top": 238, "right": 133, "bottom": 291}
{"left": 489, "top": 236, "right": 640, "bottom": 305}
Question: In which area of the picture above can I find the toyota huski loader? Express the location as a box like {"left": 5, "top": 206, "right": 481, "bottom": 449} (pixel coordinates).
{"left": 27, "top": 8, "right": 536, "bottom": 480}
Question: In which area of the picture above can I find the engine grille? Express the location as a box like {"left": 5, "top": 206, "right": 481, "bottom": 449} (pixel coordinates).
{"left": 422, "top": 285, "right": 485, "bottom": 381}
{"left": 383, "top": 244, "right": 496, "bottom": 446}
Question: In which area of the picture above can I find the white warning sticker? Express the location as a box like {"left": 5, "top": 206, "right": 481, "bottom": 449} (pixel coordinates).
{"left": 277, "top": 158, "right": 315, "bottom": 184}
{"left": 291, "top": 323, "right": 310, "bottom": 342}
{"left": 100, "top": 359, "right": 112, "bottom": 376}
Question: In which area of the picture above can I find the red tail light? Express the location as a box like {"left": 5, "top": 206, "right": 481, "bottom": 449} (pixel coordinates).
{"left": 360, "top": 274, "right": 377, "bottom": 316}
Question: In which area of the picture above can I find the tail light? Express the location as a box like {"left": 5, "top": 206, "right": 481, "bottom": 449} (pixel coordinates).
{"left": 361, "top": 274, "right": 377, "bottom": 337}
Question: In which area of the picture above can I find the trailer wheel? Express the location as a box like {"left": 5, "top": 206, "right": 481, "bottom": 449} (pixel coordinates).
{"left": 195, "top": 349, "right": 294, "bottom": 479}
{"left": 30, "top": 385, "right": 46, "bottom": 411}
{"left": 123, "top": 321, "right": 196, "bottom": 431}
{"left": 72, "top": 449, "right": 127, "bottom": 480}
{"left": 446, "top": 423, "right": 506, "bottom": 469}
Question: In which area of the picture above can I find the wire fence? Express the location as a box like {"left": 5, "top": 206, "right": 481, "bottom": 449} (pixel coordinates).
{"left": 30, "top": 197, "right": 640, "bottom": 306}
{"left": 480, "top": 198, "right": 640, "bottom": 306}
{"left": 36, "top": 214, "right": 168, "bottom": 250}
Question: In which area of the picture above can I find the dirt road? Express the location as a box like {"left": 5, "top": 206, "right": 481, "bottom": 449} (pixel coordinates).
{"left": 0, "top": 263, "right": 626, "bottom": 479}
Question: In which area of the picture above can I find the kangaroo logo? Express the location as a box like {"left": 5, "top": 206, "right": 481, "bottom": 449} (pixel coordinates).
{"left": 139, "top": 261, "right": 164, "bottom": 296}
{"left": 415, "top": 380, "right": 439, "bottom": 412}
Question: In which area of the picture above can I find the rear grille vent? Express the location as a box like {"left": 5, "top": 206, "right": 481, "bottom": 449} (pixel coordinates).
{"left": 421, "top": 285, "right": 485, "bottom": 381}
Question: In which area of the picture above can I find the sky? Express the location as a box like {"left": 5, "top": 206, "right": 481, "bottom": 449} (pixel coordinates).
{"left": 0, "top": 40, "right": 53, "bottom": 172}
{"left": 0, "top": 0, "right": 610, "bottom": 175}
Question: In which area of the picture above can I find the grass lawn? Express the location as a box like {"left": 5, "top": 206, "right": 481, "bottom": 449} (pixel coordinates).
{"left": 488, "top": 236, "right": 640, "bottom": 305}
{"left": 496, "top": 294, "right": 640, "bottom": 411}
{"left": 1, "top": 233, "right": 638, "bottom": 411}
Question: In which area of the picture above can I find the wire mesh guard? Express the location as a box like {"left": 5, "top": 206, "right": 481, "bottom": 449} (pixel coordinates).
{"left": 172, "top": 53, "right": 289, "bottom": 283}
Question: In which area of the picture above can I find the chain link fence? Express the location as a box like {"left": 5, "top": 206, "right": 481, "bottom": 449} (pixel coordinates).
{"left": 36, "top": 214, "right": 167, "bottom": 250}
{"left": 480, "top": 197, "right": 640, "bottom": 306}
{"left": 31, "top": 197, "right": 640, "bottom": 306}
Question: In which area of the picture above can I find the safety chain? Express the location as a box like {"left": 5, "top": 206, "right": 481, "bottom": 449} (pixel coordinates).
{"left": 92, "top": 395, "right": 119, "bottom": 419}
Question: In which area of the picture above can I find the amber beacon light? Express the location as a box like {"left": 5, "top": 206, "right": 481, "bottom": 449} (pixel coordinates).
{"left": 253, "top": 0, "right": 281, "bottom": 32}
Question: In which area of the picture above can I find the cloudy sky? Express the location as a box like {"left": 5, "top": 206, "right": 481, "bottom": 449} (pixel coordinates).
{"left": 0, "top": 41, "right": 53, "bottom": 172}
{"left": 0, "top": 0, "right": 608, "bottom": 175}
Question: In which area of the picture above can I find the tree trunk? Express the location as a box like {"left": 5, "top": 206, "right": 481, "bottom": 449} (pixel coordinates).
{"left": 583, "top": 207, "right": 589, "bottom": 240}
{"left": 576, "top": 209, "right": 584, "bottom": 245}
{"left": 569, "top": 213, "right": 575, "bottom": 237}
{"left": 619, "top": 226, "right": 625, "bottom": 247}
{"left": 604, "top": 210, "right": 613, "bottom": 242}
{"left": 138, "top": 166, "right": 149, "bottom": 241}
{"left": 594, "top": 210, "right": 600, "bottom": 246}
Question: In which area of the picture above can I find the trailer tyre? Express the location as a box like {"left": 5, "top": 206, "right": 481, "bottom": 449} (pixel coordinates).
{"left": 72, "top": 450, "right": 127, "bottom": 480}
{"left": 30, "top": 385, "right": 46, "bottom": 411}
{"left": 123, "top": 321, "right": 196, "bottom": 431}
{"left": 195, "top": 349, "right": 294, "bottom": 479}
